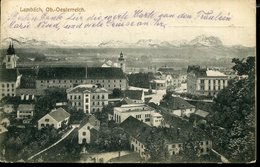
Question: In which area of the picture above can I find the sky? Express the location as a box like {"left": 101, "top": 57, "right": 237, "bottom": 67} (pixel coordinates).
{"left": 1, "top": 0, "right": 256, "bottom": 47}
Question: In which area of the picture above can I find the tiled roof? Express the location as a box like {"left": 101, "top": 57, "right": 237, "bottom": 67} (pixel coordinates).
{"left": 67, "top": 84, "right": 108, "bottom": 94}
{"left": 79, "top": 115, "right": 99, "bottom": 129}
{"left": 163, "top": 115, "right": 211, "bottom": 142}
{"left": 17, "top": 104, "right": 34, "bottom": 111}
{"left": 18, "top": 68, "right": 38, "bottom": 76}
{"left": 48, "top": 107, "right": 70, "bottom": 122}
{"left": 0, "top": 69, "right": 18, "bottom": 82}
{"left": 37, "top": 67, "right": 86, "bottom": 80}
{"left": 37, "top": 67, "right": 126, "bottom": 80}
{"left": 193, "top": 109, "right": 209, "bottom": 118}
{"left": 160, "top": 96, "right": 195, "bottom": 110}
{"left": 120, "top": 116, "right": 152, "bottom": 144}
{"left": 87, "top": 67, "right": 126, "bottom": 79}
{"left": 124, "top": 90, "right": 143, "bottom": 100}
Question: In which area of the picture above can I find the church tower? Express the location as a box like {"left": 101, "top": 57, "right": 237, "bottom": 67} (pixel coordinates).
{"left": 4, "top": 42, "right": 18, "bottom": 69}
{"left": 118, "top": 51, "right": 126, "bottom": 73}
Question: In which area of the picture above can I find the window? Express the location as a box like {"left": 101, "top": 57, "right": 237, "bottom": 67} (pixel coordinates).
{"left": 85, "top": 99, "right": 89, "bottom": 103}
{"left": 70, "top": 95, "right": 72, "bottom": 99}
{"left": 200, "top": 79, "right": 204, "bottom": 84}
{"left": 206, "top": 141, "right": 209, "bottom": 145}
{"left": 200, "top": 148, "right": 204, "bottom": 153}
{"left": 79, "top": 102, "right": 81, "bottom": 106}
{"left": 102, "top": 102, "right": 104, "bottom": 105}
{"left": 97, "top": 95, "right": 100, "bottom": 99}
{"left": 145, "top": 118, "right": 150, "bottom": 122}
{"left": 108, "top": 80, "right": 110, "bottom": 83}
{"left": 74, "top": 96, "right": 77, "bottom": 99}
{"left": 120, "top": 80, "right": 122, "bottom": 82}
{"left": 114, "top": 80, "right": 116, "bottom": 83}
{"left": 97, "top": 102, "right": 100, "bottom": 105}
{"left": 78, "top": 96, "right": 81, "bottom": 99}
{"left": 45, "top": 119, "right": 49, "bottom": 122}
{"left": 172, "top": 144, "right": 175, "bottom": 148}
{"left": 82, "top": 132, "right": 86, "bottom": 136}
{"left": 7, "top": 84, "right": 9, "bottom": 87}
{"left": 200, "top": 141, "right": 203, "bottom": 145}
{"left": 93, "top": 102, "right": 95, "bottom": 105}
{"left": 102, "top": 95, "right": 104, "bottom": 99}
{"left": 92, "top": 95, "right": 95, "bottom": 99}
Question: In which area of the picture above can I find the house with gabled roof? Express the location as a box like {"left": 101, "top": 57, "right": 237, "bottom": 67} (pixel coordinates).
{"left": 124, "top": 90, "right": 144, "bottom": 103}
{"left": 160, "top": 96, "right": 196, "bottom": 117}
{"left": 78, "top": 115, "right": 100, "bottom": 144}
{"left": 120, "top": 116, "right": 213, "bottom": 160}
{"left": 37, "top": 107, "right": 70, "bottom": 130}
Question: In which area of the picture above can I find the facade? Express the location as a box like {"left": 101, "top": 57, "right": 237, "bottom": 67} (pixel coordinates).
{"left": 78, "top": 115, "right": 100, "bottom": 144}
{"left": 187, "top": 66, "right": 228, "bottom": 96}
{"left": 160, "top": 96, "right": 196, "bottom": 117}
{"left": 112, "top": 104, "right": 163, "bottom": 127}
{"left": 38, "top": 107, "right": 70, "bottom": 130}
{"left": 17, "top": 104, "right": 34, "bottom": 120}
{"left": 35, "top": 67, "right": 127, "bottom": 92}
{"left": 67, "top": 84, "right": 109, "bottom": 114}
{"left": 0, "top": 69, "right": 22, "bottom": 100}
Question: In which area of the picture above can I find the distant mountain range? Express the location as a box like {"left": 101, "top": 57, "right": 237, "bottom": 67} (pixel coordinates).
{"left": 1, "top": 35, "right": 253, "bottom": 49}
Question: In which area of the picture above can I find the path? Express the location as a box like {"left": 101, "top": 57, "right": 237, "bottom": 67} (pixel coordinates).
{"left": 27, "top": 126, "right": 76, "bottom": 161}
{"left": 80, "top": 151, "right": 131, "bottom": 163}
{"left": 211, "top": 149, "right": 230, "bottom": 163}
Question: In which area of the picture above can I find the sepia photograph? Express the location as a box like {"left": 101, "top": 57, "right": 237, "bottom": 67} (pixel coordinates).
{"left": 0, "top": 0, "right": 256, "bottom": 163}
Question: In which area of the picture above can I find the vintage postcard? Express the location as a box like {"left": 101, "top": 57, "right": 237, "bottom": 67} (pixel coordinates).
{"left": 0, "top": 0, "right": 256, "bottom": 163}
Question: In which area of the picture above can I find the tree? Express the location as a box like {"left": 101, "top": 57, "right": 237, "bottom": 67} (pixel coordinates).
{"left": 112, "top": 88, "right": 123, "bottom": 98}
{"left": 145, "top": 127, "right": 168, "bottom": 162}
{"left": 210, "top": 56, "right": 255, "bottom": 162}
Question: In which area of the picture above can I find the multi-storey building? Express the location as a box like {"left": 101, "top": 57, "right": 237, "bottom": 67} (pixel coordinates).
{"left": 78, "top": 115, "right": 100, "bottom": 144}
{"left": 0, "top": 69, "right": 22, "bottom": 100}
{"left": 38, "top": 107, "right": 70, "bottom": 130}
{"left": 111, "top": 103, "right": 163, "bottom": 127}
{"left": 120, "top": 116, "right": 212, "bottom": 160}
{"left": 187, "top": 66, "right": 228, "bottom": 96}
{"left": 35, "top": 67, "right": 127, "bottom": 92}
{"left": 17, "top": 104, "right": 34, "bottom": 120}
{"left": 67, "top": 84, "right": 109, "bottom": 113}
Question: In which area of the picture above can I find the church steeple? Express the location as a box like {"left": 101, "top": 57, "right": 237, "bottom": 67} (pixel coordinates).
{"left": 7, "top": 41, "right": 15, "bottom": 55}
{"left": 4, "top": 41, "right": 17, "bottom": 69}
{"left": 118, "top": 51, "right": 126, "bottom": 73}
{"left": 118, "top": 51, "right": 124, "bottom": 61}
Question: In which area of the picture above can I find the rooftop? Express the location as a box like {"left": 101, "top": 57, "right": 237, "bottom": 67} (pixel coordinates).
{"left": 37, "top": 67, "right": 86, "bottom": 80}
{"left": 67, "top": 84, "right": 108, "bottom": 94}
{"left": 79, "top": 115, "right": 99, "bottom": 129}
{"left": 120, "top": 116, "right": 152, "bottom": 144}
{"left": 114, "top": 104, "right": 155, "bottom": 113}
{"left": 206, "top": 70, "right": 226, "bottom": 77}
{"left": 87, "top": 67, "right": 126, "bottom": 79}
{"left": 124, "top": 90, "right": 143, "bottom": 100}
{"left": 192, "top": 109, "right": 209, "bottom": 118}
{"left": 160, "top": 96, "right": 195, "bottom": 110}
{"left": 37, "top": 67, "right": 126, "bottom": 80}
{"left": 48, "top": 107, "right": 70, "bottom": 122}
{"left": 17, "top": 104, "right": 35, "bottom": 111}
